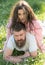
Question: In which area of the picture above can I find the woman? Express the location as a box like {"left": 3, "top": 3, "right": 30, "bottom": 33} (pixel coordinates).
{"left": 6, "top": 0, "right": 45, "bottom": 53}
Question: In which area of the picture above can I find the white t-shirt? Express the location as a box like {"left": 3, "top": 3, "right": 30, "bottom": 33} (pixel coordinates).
{"left": 7, "top": 33, "right": 38, "bottom": 52}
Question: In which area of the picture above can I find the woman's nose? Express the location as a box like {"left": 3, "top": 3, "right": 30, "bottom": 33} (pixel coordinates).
{"left": 21, "top": 15, "right": 24, "bottom": 18}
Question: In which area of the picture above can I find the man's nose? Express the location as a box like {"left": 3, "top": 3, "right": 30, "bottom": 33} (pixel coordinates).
{"left": 18, "top": 36, "right": 21, "bottom": 40}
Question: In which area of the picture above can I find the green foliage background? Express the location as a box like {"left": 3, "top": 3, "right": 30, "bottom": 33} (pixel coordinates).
{"left": 0, "top": 0, "right": 45, "bottom": 65}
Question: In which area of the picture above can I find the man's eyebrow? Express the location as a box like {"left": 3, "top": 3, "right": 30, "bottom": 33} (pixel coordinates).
{"left": 14, "top": 34, "right": 18, "bottom": 36}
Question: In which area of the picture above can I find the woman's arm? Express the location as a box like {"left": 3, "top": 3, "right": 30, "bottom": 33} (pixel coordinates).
{"left": 6, "top": 19, "right": 12, "bottom": 40}
{"left": 6, "top": 28, "right": 11, "bottom": 40}
{"left": 32, "top": 20, "right": 45, "bottom": 53}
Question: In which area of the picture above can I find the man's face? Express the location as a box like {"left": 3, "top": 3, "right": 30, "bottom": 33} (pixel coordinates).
{"left": 13, "top": 29, "right": 26, "bottom": 48}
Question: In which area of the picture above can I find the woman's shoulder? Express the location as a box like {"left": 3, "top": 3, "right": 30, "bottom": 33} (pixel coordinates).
{"left": 32, "top": 19, "right": 41, "bottom": 24}
{"left": 6, "top": 18, "right": 12, "bottom": 28}
{"left": 32, "top": 19, "right": 42, "bottom": 28}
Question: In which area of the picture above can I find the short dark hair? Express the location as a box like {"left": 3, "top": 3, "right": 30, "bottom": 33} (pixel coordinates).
{"left": 12, "top": 22, "right": 26, "bottom": 31}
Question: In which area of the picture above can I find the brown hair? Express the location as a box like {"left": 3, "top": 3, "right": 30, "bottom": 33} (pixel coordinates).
{"left": 8, "top": 0, "right": 37, "bottom": 28}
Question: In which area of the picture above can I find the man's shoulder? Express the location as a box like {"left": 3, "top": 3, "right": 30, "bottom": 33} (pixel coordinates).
{"left": 8, "top": 35, "right": 14, "bottom": 42}
{"left": 26, "top": 32, "right": 34, "bottom": 38}
{"left": 26, "top": 32, "right": 35, "bottom": 41}
{"left": 7, "top": 35, "right": 15, "bottom": 50}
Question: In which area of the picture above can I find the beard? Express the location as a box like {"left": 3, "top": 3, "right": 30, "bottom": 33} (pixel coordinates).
{"left": 15, "top": 38, "right": 26, "bottom": 48}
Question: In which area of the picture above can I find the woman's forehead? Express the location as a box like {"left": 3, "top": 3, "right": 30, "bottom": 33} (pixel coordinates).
{"left": 18, "top": 8, "right": 27, "bottom": 14}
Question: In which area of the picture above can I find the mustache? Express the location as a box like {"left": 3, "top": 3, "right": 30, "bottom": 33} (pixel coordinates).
{"left": 17, "top": 39, "right": 24, "bottom": 42}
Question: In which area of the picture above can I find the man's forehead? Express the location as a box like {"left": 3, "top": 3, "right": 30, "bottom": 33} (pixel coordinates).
{"left": 14, "top": 29, "right": 25, "bottom": 35}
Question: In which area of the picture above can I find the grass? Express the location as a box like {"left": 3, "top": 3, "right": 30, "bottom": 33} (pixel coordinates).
{"left": 0, "top": 0, "right": 45, "bottom": 65}
{"left": 0, "top": 50, "right": 45, "bottom": 65}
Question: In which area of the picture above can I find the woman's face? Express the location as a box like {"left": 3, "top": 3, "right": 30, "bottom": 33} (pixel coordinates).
{"left": 18, "top": 9, "right": 27, "bottom": 24}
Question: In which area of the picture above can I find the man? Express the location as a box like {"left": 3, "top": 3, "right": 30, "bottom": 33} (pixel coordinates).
{"left": 3, "top": 22, "right": 38, "bottom": 63}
